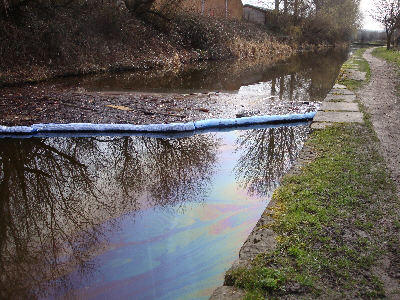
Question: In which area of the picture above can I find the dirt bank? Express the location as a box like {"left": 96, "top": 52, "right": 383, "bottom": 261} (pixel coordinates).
{"left": 1, "top": 46, "right": 349, "bottom": 127}
{"left": 0, "top": 1, "right": 295, "bottom": 87}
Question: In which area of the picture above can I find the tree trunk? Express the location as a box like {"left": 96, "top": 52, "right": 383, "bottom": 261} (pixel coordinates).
{"left": 283, "top": 0, "right": 288, "bottom": 14}
{"left": 394, "top": 29, "right": 399, "bottom": 48}
{"left": 289, "top": 74, "right": 295, "bottom": 101}
{"left": 271, "top": 78, "right": 276, "bottom": 95}
{"left": 387, "top": 31, "right": 392, "bottom": 50}
{"left": 294, "top": 0, "right": 298, "bottom": 17}
{"left": 279, "top": 76, "right": 285, "bottom": 100}
{"left": 275, "top": 0, "right": 279, "bottom": 12}
{"left": 2, "top": 0, "right": 9, "bottom": 14}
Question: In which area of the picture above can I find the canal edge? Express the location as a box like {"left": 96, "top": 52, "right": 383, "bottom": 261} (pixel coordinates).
{"left": 209, "top": 49, "right": 367, "bottom": 300}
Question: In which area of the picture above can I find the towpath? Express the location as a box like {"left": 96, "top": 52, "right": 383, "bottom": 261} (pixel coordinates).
{"left": 357, "top": 47, "right": 400, "bottom": 299}
{"left": 360, "top": 48, "right": 400, "bottom": 196}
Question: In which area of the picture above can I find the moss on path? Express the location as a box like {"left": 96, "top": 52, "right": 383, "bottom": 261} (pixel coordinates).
{"left": 337, "top": 48, "right": 370, "bottom": 90}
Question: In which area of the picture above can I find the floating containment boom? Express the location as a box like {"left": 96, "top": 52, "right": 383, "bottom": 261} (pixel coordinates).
{"left": 0, "top": 112, "right": 316, "bottom": 136}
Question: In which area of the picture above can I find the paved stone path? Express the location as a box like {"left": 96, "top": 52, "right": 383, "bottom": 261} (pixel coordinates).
{"left": 311, "top": 83, "right": 364, "bottom": 130}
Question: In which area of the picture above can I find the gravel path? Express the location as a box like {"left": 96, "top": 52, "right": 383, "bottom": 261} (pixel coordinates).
{"left": 360, "top": 48, "right": 400, "bottom": 196}
{"left": 360, "top": 47, "right": 400, "bottom": 299}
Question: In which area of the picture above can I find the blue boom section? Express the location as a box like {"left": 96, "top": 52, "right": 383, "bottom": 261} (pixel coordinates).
{"left": 0, "top": 112, "right": 316, "bottom": 136}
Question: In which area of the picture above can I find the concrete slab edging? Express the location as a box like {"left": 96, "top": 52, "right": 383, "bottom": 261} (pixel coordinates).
{"left": 311, "top": 83, "right": 364, "bottom": 129}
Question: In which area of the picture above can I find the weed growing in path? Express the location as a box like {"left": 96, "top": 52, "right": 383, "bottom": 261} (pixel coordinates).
{"left": 337, "top": 48, "right": 371, "bottom": 90}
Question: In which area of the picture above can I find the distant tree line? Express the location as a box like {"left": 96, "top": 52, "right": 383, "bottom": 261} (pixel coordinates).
{"left": 255, "top": 0, "right": 361, "bottom": 44}
{"left": 356, "top": 29, "right": 386, "bottom": 44}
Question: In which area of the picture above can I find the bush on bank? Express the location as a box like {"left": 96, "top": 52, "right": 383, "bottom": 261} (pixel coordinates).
{"left": 372, "top": 47, "right": 400, "bottom": 68}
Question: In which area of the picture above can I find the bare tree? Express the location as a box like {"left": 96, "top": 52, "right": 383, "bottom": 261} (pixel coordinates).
{"left": 371, "top": 0, "right": 400, "bottom": 49}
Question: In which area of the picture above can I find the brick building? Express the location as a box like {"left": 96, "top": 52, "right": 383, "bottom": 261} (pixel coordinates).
{"left": 156, "top": 0, "right": 243, "bottom": 19}
{"left": 243, "top": 4, "right": 269, "bottom": 25}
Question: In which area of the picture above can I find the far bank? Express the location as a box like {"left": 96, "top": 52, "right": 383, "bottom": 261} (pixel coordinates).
{"left": 0, "top": 0, "right": 353, "bottom": 87}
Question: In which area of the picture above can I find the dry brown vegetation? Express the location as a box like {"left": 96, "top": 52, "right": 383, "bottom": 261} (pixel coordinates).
{"left": 0, "top": 0, "right": 296, "bottom": 86}
{"left": 0, "top": 0, "right": 360, "bottom": 86}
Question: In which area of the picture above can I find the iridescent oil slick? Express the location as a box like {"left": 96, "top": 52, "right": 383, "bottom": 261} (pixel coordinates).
{"left": 0, "top": 124, "right": 309, "bottom": 300}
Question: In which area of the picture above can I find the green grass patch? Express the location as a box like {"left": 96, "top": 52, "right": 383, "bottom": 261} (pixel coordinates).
{"left": 227, "top": 123, "right": 399, "bottom": 299}
{"left": 337, "top": 48, "right": 371, "bottom": 90}
{"left": 372, "top": 47, "right": 400, "bottom": 67}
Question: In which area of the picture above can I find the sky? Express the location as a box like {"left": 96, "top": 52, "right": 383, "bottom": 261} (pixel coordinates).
{"left": 360, "top": 0, "right": 383, "bottom": 31}
{"left": 242, "top": 0, "right": 384, "bottom": 31}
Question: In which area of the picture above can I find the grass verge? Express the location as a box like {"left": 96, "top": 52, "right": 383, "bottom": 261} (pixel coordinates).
{"left": 337, "top": 48, "right": 370, "bottom": 90}
{"left": 372, "top": 47, "right": 400, "bottom": 67}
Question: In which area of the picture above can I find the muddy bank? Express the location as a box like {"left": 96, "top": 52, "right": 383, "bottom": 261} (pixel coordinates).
{"left": 0, "top": 84, "right": 317, "bottom": 127}
{"left": 0, "top": 48, "right": 348, "bottom": 127}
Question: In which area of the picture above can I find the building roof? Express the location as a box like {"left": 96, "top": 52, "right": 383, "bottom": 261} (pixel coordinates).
{"left": 243, "top": 4, "right": 270, "bottom": 13}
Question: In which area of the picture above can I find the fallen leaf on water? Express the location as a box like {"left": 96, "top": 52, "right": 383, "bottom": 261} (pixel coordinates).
{"left": 106, "top": 105, "right": 132, "bottom": 111}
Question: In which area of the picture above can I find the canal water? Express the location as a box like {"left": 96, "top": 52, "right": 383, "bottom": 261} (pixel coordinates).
{"left": 0, "top": 48, "right": 349, "bottom": 300}
{"left": 63, "top": 48, "right": 348, "bottom": 102}
{"left": 0, "top": 124, "right": 309, "bottom": 300}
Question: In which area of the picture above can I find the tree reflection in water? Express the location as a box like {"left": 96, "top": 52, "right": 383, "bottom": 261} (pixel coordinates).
{"left": 0, "top": 134, "right": 219, "bottom": 299}
{"left": 76, "top": 48, "right": 347, "bottom": 99}
{"left": 234, "top": 125, "right": 309, "bottom": 198}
